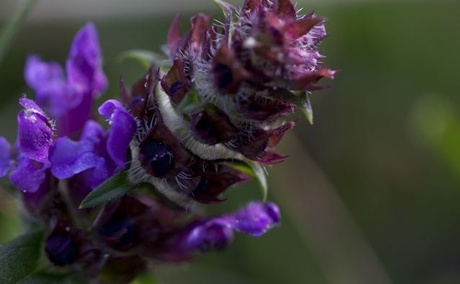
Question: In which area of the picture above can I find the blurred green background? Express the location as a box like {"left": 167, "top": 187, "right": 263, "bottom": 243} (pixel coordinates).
{"left": 1, "top": 0, "right": 459, "bottom": 283}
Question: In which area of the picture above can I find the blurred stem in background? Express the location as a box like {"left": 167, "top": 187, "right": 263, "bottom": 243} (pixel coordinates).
{"left": 409, "top": 96, "right": 460, "bottom": 181}
{"left": 0, "top": 0, "right": 36, "bottom": 66}
{"left": 271, "top": 134, "right": 393, "bottom": 284}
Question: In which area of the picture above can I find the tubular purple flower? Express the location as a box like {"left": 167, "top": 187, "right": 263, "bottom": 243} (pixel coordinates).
{"left": 24, "top": 56, "right": 78, "bottom": 117}
{"left": 16, "top": 98, "right": 53, "bottom": 164}
{"left": 50, "top": 105, "right": 136, "bottom": 189}
{"left": 158, "top": 201, "right": 280, "bottom": 260}
{"left": 0, "top": 137, "right": 12, "bottom": 178}
{"left": 50, "top": 121, "right": 106, "bottom": 181}
{"left": 9, "top": 98, "right": 53, "bottom": 192}
{"left": 66, "top": 23, "right": 108, "bottom": 95}
{"left": 98, "top": 99, "right": 137, "bottom": 167}
{"left": 220, "top": 201, "right": 280, "bottom": 237}
{"left": 25, "top": 23, "right": 108, "bottom": 137}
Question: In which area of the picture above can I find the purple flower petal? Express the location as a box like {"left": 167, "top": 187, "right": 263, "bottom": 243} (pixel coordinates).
{"left": 162, "top": 201, "right": 280, "bottom": 259}
{"left": 25, "top": 55, "right": 64, "bottom": 91}
{"left": 0, "top": 137, "right": 12, "bottom": 178}
{"left": 17, "top": 98, "right": 53, "bottom": 164}
{"left": 66, "top": 22, "right": 108, "bottom": 95}
{"left": 221, "top": 201, "right": 281, "bottom": 237}
{"left": 24, "top": 55, "right": 80, "bottom": 117}
{"left": 180, "top": 220, "right": 234, "bottom": 252}
{"left": 50, "top": 120, "right": 105, "bottom": 179}
{"left": 98, "top": 100, "right": 137, "bottom": 167}
{"left": 10, "top": 156, "right": 47, "bottom": 193}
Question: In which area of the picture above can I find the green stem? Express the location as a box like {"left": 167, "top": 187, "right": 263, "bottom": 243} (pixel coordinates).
{"left": 0, "top": 0, "right": 36, "bottom": 66}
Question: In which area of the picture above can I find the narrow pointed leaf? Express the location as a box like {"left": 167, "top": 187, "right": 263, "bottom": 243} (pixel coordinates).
{"left": 79, "top": 171, "right": 132, "bottom": 209}
{"left": 301, "top": 93, "right": 314, "bottom": 125}
{"left": 117, "top": 49, "right": 167, "bottom": 68}
{"left": 226, "top": 160, "right": 268, "bottom": 201}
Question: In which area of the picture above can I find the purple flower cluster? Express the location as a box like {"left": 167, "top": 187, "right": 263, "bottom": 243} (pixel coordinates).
{"left": 0, "top": 0, "right": 333, "bottom": 281}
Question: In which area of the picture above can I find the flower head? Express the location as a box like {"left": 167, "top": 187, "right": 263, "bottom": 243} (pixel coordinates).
{"left": 0, "top": 0, "right": 334, "bottom": 280}
{"left": 160, "top": 0, "right": 334, "bottom": 164}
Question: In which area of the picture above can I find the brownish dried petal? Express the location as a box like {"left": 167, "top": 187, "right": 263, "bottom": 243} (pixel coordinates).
{"left": 237, "top": 94, "right": 294, "bottom": 121}
{"left": 283, "top": 16, "right": 324, "bottom": 41}
{"left": 275, "top": 0, "right": 296, "bottom": 19}
{"left": 161, "top": 59, "right": 191, "bottom": 105}
{"left": 213, "top": 42, "right": 250, "bottom": 93}
{"left": 190, "top": 107, "right": 240, "bottom": 145}
{"left": 167, "top": 14, "right": 183, "bottom": 59}
{"left": 288, "top": 68, "right": 335, "bottom": 90}
{"left": 121, "top": 67, "right": 159, "bottom": 120}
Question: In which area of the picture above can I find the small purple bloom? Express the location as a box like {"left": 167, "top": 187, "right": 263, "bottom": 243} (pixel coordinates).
{"left": 9, "top": 98, "right": 54, "bottom": 192}
{"left": 25, "top": 23, "right": 107, "bottom": 137}
{"left": 0, "top": 137, "right": 12, "bottom": 178}
{"left": 98, "top": 99, "right": 137, "bottom": 167}
{"left": 220, "top": 201, "right": 281, "bottom": 237}
{"left": 66, "top": 22, "right": 108, "bottom": 95}
{"left": 25, "top": 55, "right": 78, "bottom": 117}
{"left": 10, "top": 156, "right": 48, "bottom": 193}
{"left": 160, "top": 201, "right": 280, "bottom": 260}
{"left": 50, "top": 121, "right": 106, "bottom": 181}
{"left": 50, "top": 100, "right": 136, "bottom": 189}
{"left": 16, "top": 98, "right": 53, "bottom": 164}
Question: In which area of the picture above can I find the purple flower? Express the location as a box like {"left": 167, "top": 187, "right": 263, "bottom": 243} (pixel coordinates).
{"left": 50, "top": 100, "right": 136, "bottom": 189}
{"left": 25, "top": 23, "right": 108, "bottom": 137}
{"left": 9, "top": 98, "right": 53, "bottom": 192}
{"left": 155, "top": 201, "right": 280, "bottom": 261}
{"left": 0, "top": 137, "right": 12, "bottom": 178}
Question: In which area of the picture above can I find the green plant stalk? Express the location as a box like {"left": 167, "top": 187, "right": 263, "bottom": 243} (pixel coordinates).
{"left": 0, "top": 0, "right": 36, "bottom": 66}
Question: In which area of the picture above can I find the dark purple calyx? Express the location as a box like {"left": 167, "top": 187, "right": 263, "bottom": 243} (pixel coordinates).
{"left": 190, "top": 108, "right": 239, "bottom": 145}
{"left": 99, "top": 216, "right": 137, "bottom": 251}
{"left": 45, "top": 233, "right": 80, "bottom": 266}
{"left": 191, "top": 168, "right": 244, "bottom": 204}
{"left": 161, "top": 59, "right": 191, "bottom": 105}
{"left": 237, "top": 94, "right": 294, "bottom": 121}
{"left": 212, "top": 43, "right": 250, "bottom": 94}
{"left": 120, "top": 67, "right": 159, "bottom": 121}
{"left": 139, "top": 139, "right": 174, "bottom": 177}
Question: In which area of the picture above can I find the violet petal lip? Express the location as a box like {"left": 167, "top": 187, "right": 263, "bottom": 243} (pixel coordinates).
{"left": 24, "top": 23, "right": 108, "bottom": 137}
{"left": 167, "top": 201, "right": 281, "bottom": 257}
{"left": 17, "top": 98, "right": 53, "bottom": 165}
{"left": 67, "top": 22, "right": 108, "bottom": 95}
{"left": 99, "top": 99, "right": 137, "bottom": 167}
{"left": 221, "top": 201, "right": 281, "bottom": 237}
{"left": 0, "top": 137, "right": 12, "bottom": 178}
{"left": 24, "top": 55, "right": 80, "bottom": 117}
{"left": 10, "top": 155, "right": 48, "bottom": 193}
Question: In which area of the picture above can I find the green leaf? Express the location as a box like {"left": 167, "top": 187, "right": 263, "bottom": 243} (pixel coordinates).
{"left": 176, "top": 91, "right": 203, "bottom": 114}
{"left": 0, "top": 230, "right": 44, "bottom": 284}
{"left": 300, "top": 93, "right": 314, "bottom": 125}
{"left": 79, "top": 171, "right": 132, "bottom": 209}
{"left": 117, "top": 49, "right": 167, "bottom": 69}
{"left": 226, "top": 160, "right": 268, "bottom": 201}
{"left": 270, "top": 90, "right": 314, "bottom": 124}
